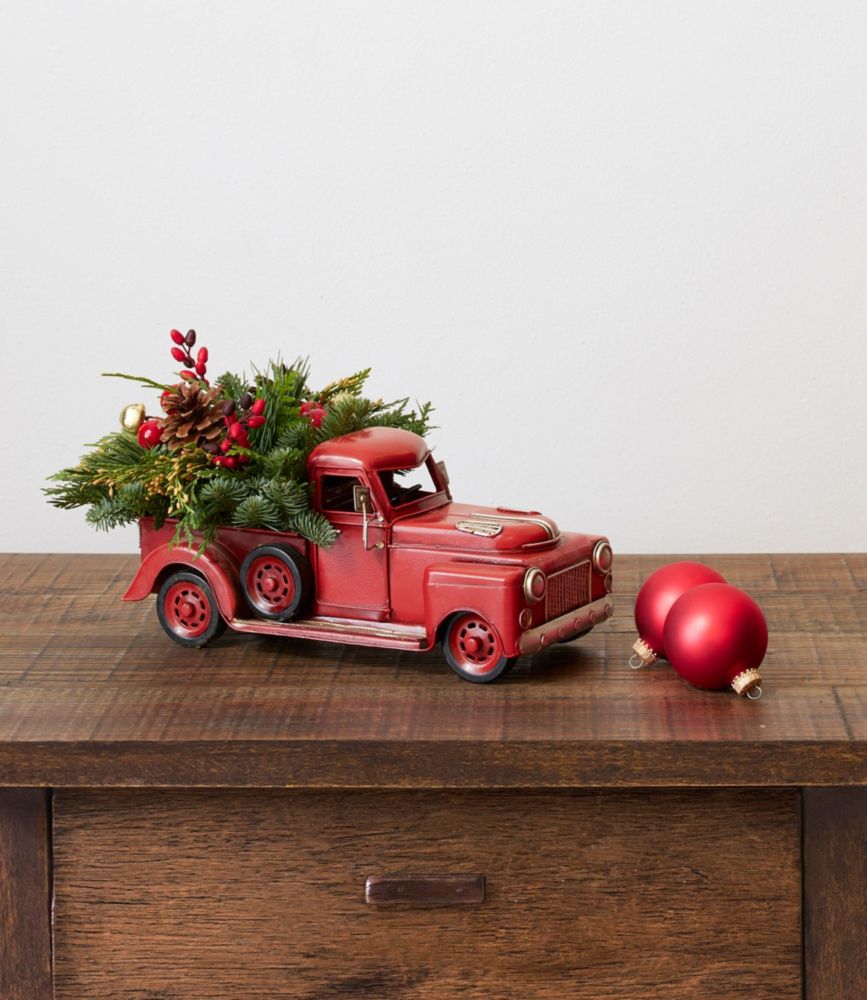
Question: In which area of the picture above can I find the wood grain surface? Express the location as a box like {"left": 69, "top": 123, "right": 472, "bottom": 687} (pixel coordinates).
{"left": 804, "top": 787, "right": 867, "bottom": 999}
{"left": 52, "top": 788, "right": 802, "bottom": 1000}
{"left": 0, "top": 553, "right": 863, "bottom": 787}
{"left": 0, "top": 789, "right": 52, "bottom": 1000}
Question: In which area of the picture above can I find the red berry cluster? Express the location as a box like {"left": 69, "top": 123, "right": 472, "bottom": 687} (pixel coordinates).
{"left": 299, "top": 399, "right": 326, "bottom": 428}
{"left": 205, "top": 391, "right": 267, "bottom": 470}
{"left": 170, "top": 329, "right": 209, "bottom": 381}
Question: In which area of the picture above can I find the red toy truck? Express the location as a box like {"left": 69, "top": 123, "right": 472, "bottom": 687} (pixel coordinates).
{"left": 124, "top": 427, "right": 613, "bottom": 682}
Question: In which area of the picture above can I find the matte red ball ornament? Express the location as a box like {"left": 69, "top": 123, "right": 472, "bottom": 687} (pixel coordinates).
{"left": 632, "top": 561, "right": 726, "bottom": 667}
{"left": 663, "top": 583, "right": 767, "bottom": 697}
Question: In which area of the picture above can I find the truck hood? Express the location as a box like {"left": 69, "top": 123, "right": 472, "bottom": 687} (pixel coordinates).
{"left": 390, "top": 502, "right": 561, "bottom": 552}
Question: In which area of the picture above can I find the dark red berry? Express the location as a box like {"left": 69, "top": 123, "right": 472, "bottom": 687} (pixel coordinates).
{"left": 185, "top": 329, "right": 196, "bottom": 346}
{"left": 183, "top": 354, "right": 193, "bottom": 367}
{"left": 201, "top": 441, "right": 219, "bottom": 454}
{"left": 170, "top": 329, "right": 185, "bottom": 345}
{"left": 222, "top": 399, "right": 236, "bottom": 416}
{"left": 239, "top": 392, "right": 253, "bottom": 410}
{"left": 224, "top": 456, "right": 237, "bottom": 470}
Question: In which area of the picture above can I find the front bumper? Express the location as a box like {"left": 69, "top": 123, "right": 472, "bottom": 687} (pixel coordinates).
{"left": 518, "top": 595, "right": 613, "bottom": 654}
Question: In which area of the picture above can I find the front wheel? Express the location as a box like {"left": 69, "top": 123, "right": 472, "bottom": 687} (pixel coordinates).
{"left": 157, "top": 571, "right": 226, "bottom": 648}
{"left": 442, "top": 612, "right": 517, "bottom": 683}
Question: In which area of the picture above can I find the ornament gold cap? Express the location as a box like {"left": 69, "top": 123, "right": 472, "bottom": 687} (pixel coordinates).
{"left": 631, "top": 637, "right": 659, "bottom": 667}
{"left": 731, "top": 668, "right": 762, "bottom": 697}
{"left": 120, "top": 402, "right": 146, "bottom": 432}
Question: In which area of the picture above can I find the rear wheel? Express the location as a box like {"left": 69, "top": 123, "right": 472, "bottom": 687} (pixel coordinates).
{"left": 157, "top": 571, "right": 226, "bottom": 648}
{"left": 241, "top": 544, "right": 312, "bottom": 622}
{"left": 442, "top": 612, "right": 517, "bottom": 683}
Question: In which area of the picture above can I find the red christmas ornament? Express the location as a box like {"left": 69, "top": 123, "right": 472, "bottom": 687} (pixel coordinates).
{"left": 631, "top": 561, "right": 726, "bottom": 667}
{"left": 137, "top": 419, "right": 163, "bottom": 449}
{"left": 663, "top": 583, "right": 767, "bottom": 697}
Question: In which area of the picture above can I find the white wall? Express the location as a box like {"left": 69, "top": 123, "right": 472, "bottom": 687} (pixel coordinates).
{"left": 2, "top": 1, "right": 865, "bottom": 554}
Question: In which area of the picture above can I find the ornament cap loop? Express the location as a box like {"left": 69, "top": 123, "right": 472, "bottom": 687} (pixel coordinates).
{"left": 630, "top": 637, "right": 658, "bottom": 669}
{"left": 731, "top": 668, "right": 763, "bottom": 697}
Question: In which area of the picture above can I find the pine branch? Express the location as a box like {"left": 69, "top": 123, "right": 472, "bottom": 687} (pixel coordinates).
{"left": 318, "top": 368, "right": 371, "bottom": 403}
{"left": 277, "top": 420, "right": 316, "bottom": 453}
{"left": 287, "top": 509, "right": 339, "bottom": 548}
{"left": 214, "top": 370, "right": 250, "bottom": 403}
{"left": 102, "top": 372, "right": 171, "bottom": 391}
{"left": 249, "top": 358, "right": 312, "bottom": 453}
{"left": 199, "top": 475, "right": 249, "bottom": 520}
{"left": 261, "top": 446, "right": 306, "bottom": 481}
{"left": 231, "top": 495, "right": 283, "bottom": 530}
{"left": 261, "top": 478, "right": 309, "bottom": 519}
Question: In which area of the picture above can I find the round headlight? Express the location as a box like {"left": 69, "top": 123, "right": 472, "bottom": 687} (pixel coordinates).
{"left": 523, "top": 567, "right": 547, "bottom": 603}
{"left": 592, "top": 540, "right": 613, "bottom": 574}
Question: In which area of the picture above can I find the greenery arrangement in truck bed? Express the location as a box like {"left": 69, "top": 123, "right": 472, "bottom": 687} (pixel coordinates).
{"left": 45, "top": 329, "right": 433, "bottom": 548}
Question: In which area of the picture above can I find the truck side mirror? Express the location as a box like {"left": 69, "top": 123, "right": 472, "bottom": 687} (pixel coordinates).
{"left": 353, "top": 485, "right": 372, "bottom": 515}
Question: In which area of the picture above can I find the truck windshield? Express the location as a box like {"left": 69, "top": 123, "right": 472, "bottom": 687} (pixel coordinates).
{"left": 379, "top": 463, "right": 441, "bottom": 508}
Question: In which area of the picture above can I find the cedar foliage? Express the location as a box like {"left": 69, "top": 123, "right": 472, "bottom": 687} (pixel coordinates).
{"left": 46, "top": 354, "right": 432, "bottom": 550}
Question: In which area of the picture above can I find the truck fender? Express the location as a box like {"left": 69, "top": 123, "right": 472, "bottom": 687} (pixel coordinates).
{"left": 123, "top": 541, "right": 241, "bottom": 621}
{"left": 424, "top": 562, "right": 527, "bottom": 655}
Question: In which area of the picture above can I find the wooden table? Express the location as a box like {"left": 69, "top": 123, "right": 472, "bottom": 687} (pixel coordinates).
{"left": 0, "top": 553, "right": 864, "bottom": 998}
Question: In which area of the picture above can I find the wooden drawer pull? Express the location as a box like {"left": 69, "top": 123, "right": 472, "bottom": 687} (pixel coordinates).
{"left": 365, "top": 874, "right": 486, "bottom": 908}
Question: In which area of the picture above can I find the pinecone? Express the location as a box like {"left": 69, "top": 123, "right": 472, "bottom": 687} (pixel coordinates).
{"left": 158, "top": 382, "right": 225, "bottom": 452}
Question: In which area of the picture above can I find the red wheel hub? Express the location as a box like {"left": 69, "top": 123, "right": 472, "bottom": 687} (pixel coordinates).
{"left": 246, "top": 556, "right": 296, "bottom": 613}
{"left": 448, "top": 614, "right": 503, "bottom": 676}
{"left": 164, "top": 581, "right": 212, "bottom": 639}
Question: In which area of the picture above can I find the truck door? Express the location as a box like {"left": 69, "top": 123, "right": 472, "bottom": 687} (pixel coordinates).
{"left": 313, "top": 470, "right": 389, "bottom": 620}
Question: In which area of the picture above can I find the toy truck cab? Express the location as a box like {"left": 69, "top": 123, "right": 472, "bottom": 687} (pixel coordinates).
{"left": 125, "top": 427, "right": 613, "bottom": 682}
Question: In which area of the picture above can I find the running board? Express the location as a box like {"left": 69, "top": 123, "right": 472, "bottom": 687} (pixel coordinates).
{"left": 228, "top": 616, "right": 429, "bottom": 650}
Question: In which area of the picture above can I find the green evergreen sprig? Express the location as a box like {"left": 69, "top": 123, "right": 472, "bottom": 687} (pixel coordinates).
{"left": 45, "top": 349, "right": 433, "bottom": 551}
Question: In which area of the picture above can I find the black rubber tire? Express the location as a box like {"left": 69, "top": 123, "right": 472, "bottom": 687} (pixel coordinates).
{"left": 441, "top": 611, "right": 518, "bottom": 684}
{"left": 240, "top": 544, "right": 313, "bottom": 622}
{"left": 156, "top": 571, "right": 227, "bottom": 648}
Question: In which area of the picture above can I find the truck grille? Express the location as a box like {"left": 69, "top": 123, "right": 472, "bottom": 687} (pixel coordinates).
{"left": 545, "top": 561, "right": 590, "bottom": 621}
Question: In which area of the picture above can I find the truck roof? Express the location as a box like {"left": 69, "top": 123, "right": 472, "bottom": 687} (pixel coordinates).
{"left": 308, "top": 426, "right": 430, "bottom": 472}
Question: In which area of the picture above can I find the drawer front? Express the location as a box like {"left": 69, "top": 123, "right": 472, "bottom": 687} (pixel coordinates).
{"left": 53, "top": 789, "right": 801, "bottom": 999}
